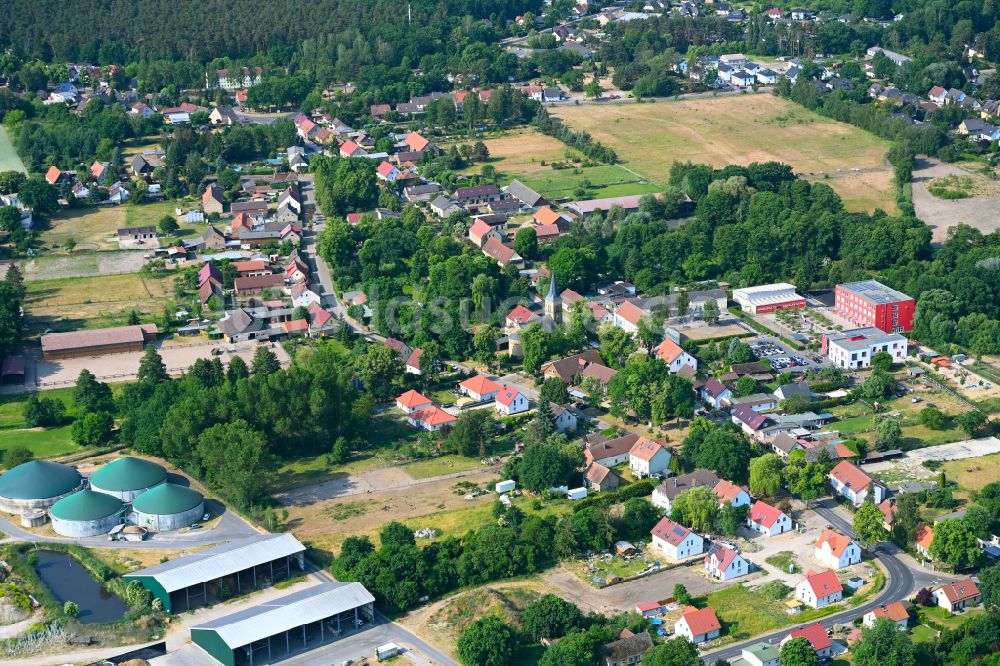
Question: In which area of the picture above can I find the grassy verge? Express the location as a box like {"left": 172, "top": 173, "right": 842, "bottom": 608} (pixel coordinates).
{"left": 764, "top": 551, "right": 800, "bottom": 574}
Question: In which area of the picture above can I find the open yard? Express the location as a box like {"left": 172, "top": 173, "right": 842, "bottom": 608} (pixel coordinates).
{"left": 39, "top": 199, "right": 204, "bottom": 251}
{"left": 24, "top": 272, "right": 175, "bottom": 335}
{"left": 552, "top": 95, "right": 894, "bottom": 212}
{"left": 828, "top": 387, "right": 970, "bottom": 450}
{"left": 0, "top": 127, "right": 26, "bottom": 173}
{"left": 459, "top": 129, "right": 660, "bottom": 200}
{"left": 941, "top": 453, "right": 1000, "bottom": 493}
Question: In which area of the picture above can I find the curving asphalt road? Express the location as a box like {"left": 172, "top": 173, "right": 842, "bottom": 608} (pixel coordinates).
{"left": 701, "top": 499, "right": 945, "bottom": 662}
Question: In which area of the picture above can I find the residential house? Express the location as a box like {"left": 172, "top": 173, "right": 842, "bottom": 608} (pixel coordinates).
{"left": 290, "top": 284, "right": 321, "bottom": 309}
{"left": 774, "top": 382, "right": 813, "bottom": 402}
{"left": 468, "top": 219, "right": 503, "bottom": 247}
{"left": 505, "top": 305, "right": 539, "bottom": 331}
{"left": 584, "top": 432, "right": 639, "bottom": 468}
{"left": 209, "top": 105, "right": 241, "bottom": 126}
{"left": 202, "top": 184, "right": 225, "bottom": 215}
{"left": 541, "top": 350, "right": 606, "bottom": 383}
{"left": 863, "top": 601, "right": 909, "bottom": 629}
{"left": 401, "top": 131, "right": 434, "bottom": 153}
{"left": 674, "top": 606, "right": 721, "bottom": 643}
{"left": 704, "top": 545, "right": 750, "bottom": 580}
{"left": 795, "top": 570, "right": 843, "bottom": 609}
{"left": 780, "top": 623, "right": 835, "bottom": 659}
{"left": 828, "top": 461, "right": 886, "bottom": 506}
{"left": 915, "top": 524, "right": 934, "bottom": 559}
{"left": 405, "top": 348, "right": 423, "bottom": 375}
{"left": 90, "top": 160, "right": 109, "bottom": 184}
{"left": 814, "top": 529, "right": 862, "bottom": 569}
{"left": 395, "top": 390, "right": 433, "bottom": 414}
{"left": 496, "top": 386, "right": 529, "bottom": 415}
{"left": 407, "top": 405, "right": 457, "bottom": 432}
{"left": 746, "top": 500, "right": 792, "bottom": 536}
{"left": 233, "top": 274, "right": 284, "bottom": 297}
{"left": 652, "top": 469, "right": 720, "bottom": 512}
{"left": 117, "top": 226, "right": 157, "bottom": 243}
{"left": 107, "top": 181, "right": 130, "bottom": 204}
{"left": 585, "top": 463, "right": 621, "bottom": 493}
{"left": 454, "top": 184, "right": 502, "bottom": 208}
{"left": 713, "top": 480, "right": 751, "bottom": 508}
{"left": 728, "top": 392, "right": 778, "bottom": 412}
{"left": 601, "top": 631, "right": 653, "bottom": 666}
{"left": 732, "top": 404, "right": 770, "bottom": 437}
{"left": 653, "top": 338, "right": 697, "bottom": 374}
{"left": 614, "top": 300, "right": 646, "bottom": 334}
{"left": 430, "top": 195, "right": 463, "bottom": 219}
{"left": 481, "top": 237, "right": 523, "bottom": 267}
{"left": 736, "top": 643, "right": 780, "bottom": 666}
{"left": 934, "top": 579, "right": 981, "bottom": 613}
{"left": 505, "top": 180, "right": 547, "bottom": 210}
{"left": 650, "top": 517, "right": 704, "bottom": 560}
{"left": 700, "top": 378, "right": 733, "bottom": 409}
{"left": 200, "top": 226, "right": 227, "bottom": 250}
{"left": 458, "top": 375, "right": 502, "bottom": 402}
{"left": 230, "top": 201, "right": 269, "bottom": 222}
{"left": 628, "top": 437, "right": 671, "bottom": 478}
{"left": 552, "top": 404, "right": 578, "bottom": 433}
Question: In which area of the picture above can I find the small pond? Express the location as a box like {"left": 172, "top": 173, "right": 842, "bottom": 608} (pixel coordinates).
{"left": 34, "top": 550, "right": 128, "bottom": 623}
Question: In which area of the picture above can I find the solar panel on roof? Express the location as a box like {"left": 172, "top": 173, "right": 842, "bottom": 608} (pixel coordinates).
{"left": 673, "top": 526, "right": 686, "bottom": 536}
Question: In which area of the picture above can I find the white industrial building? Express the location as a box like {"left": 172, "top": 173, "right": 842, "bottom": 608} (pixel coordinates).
{"left": 732, "top": 283, "right": 806, "bottom": 314}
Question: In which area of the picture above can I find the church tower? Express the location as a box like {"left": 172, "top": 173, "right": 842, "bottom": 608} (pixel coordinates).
{"left": 544, "top": 271, "right": 562, "bottom": 325}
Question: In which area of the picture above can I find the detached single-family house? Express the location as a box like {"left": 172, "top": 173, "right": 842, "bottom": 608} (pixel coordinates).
{"left": 814, "top": 529, "right": 862, "bottom": 569}
{"left": 584, "top": 433, "right": 639, "bottom": 468}
{"left": 481, "top": 237, "right": 523, "bottom": 267}
{"left": 407, "top": 405, "right": 457, "bottom": 432}
{"left": 650, "top": 517, "right": 703, "bottom": 561}
{"left": 495, "top": 386, "right": 529, "bottom": 415}
{"left": 780, "top": 623, "right": 835, "bottom": 659}
{"left": 585, "top": 463, "right": 621, "bottom": 493}
{"left": 654, "top": 338, "right": 697, "bottom": 374}
{"left": 468, "top": 219, "right": 503, "bottom": 247}
{"left": 915, "top": 524, "right": 934, "bottom": 559}
{"left": 934, "top": 579, "right": 981, "bottom": 613}
{"left": 395, "top": 390, "right": 433, "bottom": 414}
{"left": 552, "top": 404, "right": 578, "bottom": 433}
{"left": 613, "top": 300, "right": 646, "bottom": 335}
{"left": 601, "top": 631, "right": 653, "bottom": 666}
{"left": 863, "top": 601, "right": 909, "bottom": 629}
{"left": 704, "top": 545, "right": 750, "bottom": 580}
{"left": 202, "top": 184, "right": 225, "bottom": 215}
{"left": 795, "top": 570, "right": 843, "bottom": 609}
{"left": 628, "top": 437, "right": 671, "bottom": 478}
{"left": 652, "top": 469, "right": 720, "bottom": 512}
{"left": 405, "top": 348, "right": 423, "bottom": 375}
{"left": 713, "top": 480, "right": 751, "bottom": 508}
{"left": 774, "top": 382, "right": 813, "bottom": 402}
{"left": 746, "top": 500, "right": 792, "bottom": 536}
{"left": 700, "top": 378, "right": 732, "bottom": 409}
{"left": 738, "top": 643, "right": 780, "bottom": 666}
{"left": 828, "top": 461, "right": 886, "bottom": 506}
{"left": 458, "top": 375, "right": 502, "bottom": 402}
{"left": 674, "top": 606, "right": 721, "bottom": 644}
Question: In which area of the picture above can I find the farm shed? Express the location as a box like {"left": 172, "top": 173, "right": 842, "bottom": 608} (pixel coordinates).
{"left": 124, "top": 534, "right": 306, "bottom": 613}
{"left": 190, "top": 582, "right": 375, "bottom": 666}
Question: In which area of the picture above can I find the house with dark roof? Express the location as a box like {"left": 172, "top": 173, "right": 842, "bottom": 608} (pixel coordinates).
{"left": 601, "top": 631, "right": 653, "bottom": 666}
{"left": 541, "top": 350, "right": 606, "bottom": 383}
{"left": 505, "top": 179, "right": 546, "bottom": 209}
{"left": 652, "top": 470, "right": 720, "bottom": 511}
{"left": 585, "top": 433, "right": 639, "bottom": 468}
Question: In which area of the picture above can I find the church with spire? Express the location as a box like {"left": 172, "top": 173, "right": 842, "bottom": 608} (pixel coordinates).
{"left": 543, "top": 271, "right": 562, "bottom": 330}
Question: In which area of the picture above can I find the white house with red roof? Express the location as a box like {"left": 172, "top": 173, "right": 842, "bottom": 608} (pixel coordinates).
{"left": 650, "top": 517, "right": 704, "bottom": 561}
{"left": 376, "top": 161, "right": 401, "bottom": 182}
{"left": 635, "top": 600, "right": 663, "bottom": 618}
{"left": 780, "top": 623, "right": 835, "bottom": 658}
{"left": 405, "top": 348, "right": 423, "bottom": 375}
{"left": 746, "top": 500, "right": 791, "bottom": 536}
{"left": 402, "top": 131, "right": 432, "bottom": 153}
{"left": 914, "top": 523, "right": 934, "bottom": 559}
{"left": 613, "top": 300, "right": 646, "bottom": 334}
{"left": 674, "top": 606, "right": 721, "bottom": 643}
{"left": 495, "top": 386, "right": 529, "bottom": 416}
{"left": 713, "top": 480, "right": 751, "bottom": 508}
{"left": 505, "top": 304, "right": 539, "bottom": 331}
{"left": 814, "top": 528, "right": 861, "bottom": 569}
{"left": 704, "top": 544, "right": 750, "bottom": 580}
{"left": 654, "top": 338, "right": 697, "bottom": 374}
{"left": 828, "top": 460, "right": 886, "bottom": 506}
{"left": 468, "top": 219, "right": 503, "bottom": 247}
{"left": 395, "top": 390, "right": 433, "bottom": 414}
{"left": 407, "top": 405, "right": 457, "bottom": 432}
{"left": 628, "top": 437, "right": 671, "bottom": 478}
{"left": 795, "top": 570, "right": 843, "bottom": 608}
{"left": 934, "top": 578, "right": 981, "bottom": 613}
{"left": 339, "top": 140, "right": 366, "bottom": 158}
{"left": 458, "top": 375, "right": 502, "bottom": 402}
{"left": 863, "top": 601, "right": 910, "bottom": 629}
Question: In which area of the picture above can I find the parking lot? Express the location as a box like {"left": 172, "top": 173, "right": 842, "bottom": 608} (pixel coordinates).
{"left": 747, "top": 336, "right": 830, "bottom": 373}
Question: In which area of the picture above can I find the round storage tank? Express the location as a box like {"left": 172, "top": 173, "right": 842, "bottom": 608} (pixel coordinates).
{"left": 50, "top": 490, "right": 124, "bottom": 537}
{"left": 132, "top": 483, "right": 205, "bottom": 532}
{"left": 89, "top": 456, "right": 167, "bottom": 501}
{"left": 0, "top": 460, "right": 83, "bottom": 514}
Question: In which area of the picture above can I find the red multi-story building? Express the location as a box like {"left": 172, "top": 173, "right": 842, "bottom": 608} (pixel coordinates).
{"left": 834, "top": 280, "right": 914, "bottom": 333}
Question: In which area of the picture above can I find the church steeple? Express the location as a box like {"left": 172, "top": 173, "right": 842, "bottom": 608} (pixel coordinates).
{"left": 544, "top": 271, "right": 562, "bottom": 325}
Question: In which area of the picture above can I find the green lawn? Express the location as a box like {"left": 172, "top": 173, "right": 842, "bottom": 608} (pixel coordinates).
{"left": 0, "top": 387, "right": 77, "bottom": 430}
{"left": 402, "top": 455, "right": 486, "bottom": 479}
{"left": 0, "top": 425, "right": 79, "bottom": 463}
{"left": 764, "top": 551, "right": 800, "bottom": 574}
{"left": 0, "top": 127, "right": 26, "bottom": 173}
{"left": 516, "top": 164, "right": 659, "bottom": 201}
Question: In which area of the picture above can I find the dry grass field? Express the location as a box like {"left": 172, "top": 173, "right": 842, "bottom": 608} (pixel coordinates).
{"left": 941, "top": 453, "right": 1000, "bottom": 493}
{"left": 24, "top": 273, "right": 174, "bottom": 334}
{"left": 42, "top": 206, "right": 129, "bottom": 250}
{"left": 552, "top": 95, "right": 895, "bottom": 212}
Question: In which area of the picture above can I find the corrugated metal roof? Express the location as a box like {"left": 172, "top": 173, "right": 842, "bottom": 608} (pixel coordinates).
{"left": 125, "top": 534, "right": 304, "bottom": 593}
{"left": 192, "top": 582, "right": 374, "bottom": 648}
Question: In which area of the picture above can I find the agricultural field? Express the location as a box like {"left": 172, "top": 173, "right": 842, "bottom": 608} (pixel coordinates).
{"left": 460, "top": 129, "right": 660, "bottom": 200}
{"left": 0, "top": 127, "right": 27, "bottom": 173}
{"left": 552, "top": 95, "right": 895, "bottom": 213}
{"left": 24, "top": 273, "right": 175, "bottom": 335}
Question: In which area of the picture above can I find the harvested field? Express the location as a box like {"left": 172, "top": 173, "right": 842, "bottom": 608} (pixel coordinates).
{"left": 552, "top": 95, "right": 893, "bottom": 211}
{"left": 24, "top": 273, "right": 174, "bottom": 334}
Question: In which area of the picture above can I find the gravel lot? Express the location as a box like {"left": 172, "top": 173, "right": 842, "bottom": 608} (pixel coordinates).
{"left": 911, "top": 157, "right": 1000, "bottom": 243}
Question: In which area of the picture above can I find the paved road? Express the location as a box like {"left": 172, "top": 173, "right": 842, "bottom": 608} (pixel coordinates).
{"left": 701, "top": 499, "right": 945, "bottom": 662}
{"left": 0, "top": 500, "right": 258, "bottom": 548}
